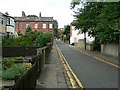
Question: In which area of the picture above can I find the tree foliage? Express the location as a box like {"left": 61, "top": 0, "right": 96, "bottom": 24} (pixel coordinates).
{"left": 63, "top": 25, "right": 70, "bottom": 40}
{"left": 72, "top": 2, "right": 120, "bottom": 44}
{"left": 63, "top": 25, "right": 70, "bottom": 35}
{"left": 53, "top": 20, "right": 59, "bottom": 38}
{"left": 54, "top": 28, "right": 59, "bottom": 38}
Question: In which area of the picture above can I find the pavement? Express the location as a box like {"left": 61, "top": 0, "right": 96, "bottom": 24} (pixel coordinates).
{"left": 35, "top": 42, "right": 68, "bottom": 89}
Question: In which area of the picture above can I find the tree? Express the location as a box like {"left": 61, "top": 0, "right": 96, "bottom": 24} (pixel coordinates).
{"left": 63, "top": 25, "right": 70, "bottom": 42}
{"left": 53, "top": 20, "right": 58, "bottom": 29}
{"left": 53, "top": 20, "right": 59, "bottom": 38}
{"left": 26, "top": 25, "right": 33, "bottom": 36}
{"left": 54, "top": 28, "right": 59, "bottom": 38}
{"left": 70, "top": 2, "right": 120, "bottom": 50}
{"left": 63, "top": 25, "right": 70, "bottom": 35}
{"left": 95, "top": 3, "right": 120, "bottom": 44}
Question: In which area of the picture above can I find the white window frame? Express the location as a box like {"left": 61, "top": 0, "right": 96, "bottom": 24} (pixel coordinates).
{"left": 42, "top": 23, "right": 46, "bottom": 29}
{"left": 34, "top": 22, "right": 38, "bottom": 29}
{"left": 49, "top": 23, "right": 52, "bottom": 29}
{"left": 26, "top": 22, "right": 29, "bottom": 28}
{"left": 19, "top": 22, "right": 22, "bottom": 29}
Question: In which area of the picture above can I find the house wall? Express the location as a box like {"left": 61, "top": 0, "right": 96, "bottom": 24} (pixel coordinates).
{"left": 0, "top": 13, "right": 6, "bottom": 33}
{"left": 29, "top": 22, "right": 35, "bottom": 31}
{"left": 15, "top": 21, "right": 53, "bottom": 34}
{"left": 15, "top": 22, "right": 19, "bottom": 32}
{"left": 101, "top": 44, "right": 118, "bottom": 58}
{"left": 6, "top": 26, "right": 14, "bottom": 33}
{"left": 38, "top": 22, "right": 42, "bottom": 30}
{"left": 0, "top": 24, "right": 6, "bottom": 33}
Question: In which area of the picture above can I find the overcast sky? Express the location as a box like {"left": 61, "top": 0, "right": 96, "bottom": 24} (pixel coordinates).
{"left": 0, "top": 0, "right": 75, "bottom": 28}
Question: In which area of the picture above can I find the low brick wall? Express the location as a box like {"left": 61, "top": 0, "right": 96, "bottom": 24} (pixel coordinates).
{"left": 101, "top": 44, "right": 118, "bottom": 58}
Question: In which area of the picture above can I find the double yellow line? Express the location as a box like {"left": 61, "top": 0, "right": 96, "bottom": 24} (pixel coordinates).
{"left": 56, "top": 44, "right": 84, "bottom": 89}
{"left": 69, "top": 45, "right": 120, "bottom": 69}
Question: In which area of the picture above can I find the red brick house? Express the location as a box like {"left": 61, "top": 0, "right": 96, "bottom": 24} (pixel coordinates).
{"left": 14, "top": 11, "right": 54, "bottom": 35}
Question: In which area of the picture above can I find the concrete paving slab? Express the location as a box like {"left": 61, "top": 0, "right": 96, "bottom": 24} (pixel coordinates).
{"left": 36, "top": 44, "right": 68, "bottom": 89}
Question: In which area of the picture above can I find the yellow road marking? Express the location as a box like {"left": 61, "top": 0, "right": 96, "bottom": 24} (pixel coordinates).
{"left": 56, "top": 45, "right": 84, "bottom": 89}
{"left": 57, "top": 46, "right": 76, "bottom": 88}
{"left": 69, "top": 45, "right": 120, "bottom": 69}
{"left": 61, "top": 53, "right": 84, "bottom": 89}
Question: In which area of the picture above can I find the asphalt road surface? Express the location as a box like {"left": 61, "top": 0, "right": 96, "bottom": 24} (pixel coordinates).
{"left": 56, "top": 40, "right": 118, "bottom": 88}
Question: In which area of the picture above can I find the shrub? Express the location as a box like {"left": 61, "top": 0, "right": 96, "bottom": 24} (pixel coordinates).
{"left": 2, "top": 31, "right": 52, "bottom": 47}
{"left": 2, "top": 58, "right": 16, "bottom": 70}
{"left": 2, "top": 63, "right": 32, "bottom": 80}
{"left": 2, "top": 64, "right": 26, "bottom": 80}
{"left": 34, "top": 32, "right": 52, "bottom": 47}
{"left": 92, "top": 38, "right": 101, "bottom": 51}
{"left": 2, "top": 57, "right": 23, "bottom": 70}
{"left": 2, "top": 37, "right": 15, "bottom": 46}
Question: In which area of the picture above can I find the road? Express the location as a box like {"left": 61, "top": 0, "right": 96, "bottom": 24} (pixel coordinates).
{"left": 56, "top": 40, "right": 118, "bottom": 88}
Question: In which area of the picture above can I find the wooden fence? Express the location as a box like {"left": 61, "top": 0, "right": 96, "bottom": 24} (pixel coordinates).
{"left": 2, "top": 43, "right": 52, "bottom": 90}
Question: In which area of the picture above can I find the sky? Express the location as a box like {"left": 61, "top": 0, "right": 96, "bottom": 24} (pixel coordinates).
{"left": 0, "top": 0, "right": 75, "bottom": 28}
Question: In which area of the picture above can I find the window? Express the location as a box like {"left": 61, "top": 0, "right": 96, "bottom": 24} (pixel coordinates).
{"left": 49, "top": 23, "right": 52, "bottom": 29}
{"left": 19, "top": 22, "right": 22, "bottom": 29}
{"left": 42, "top": 23, "right": 46, "bottom": 29}
{"left": 26, "top": 22, "right": 29, "bottom": 28}
{"left": 7, "top": 18, "right": 10, "bottom": 25}
{"left": 1, "top": 18, "right": 5, "bottom": 25}
{"left": 10, "top": 19, "right": 13, "bottom": 25}
{"left": 34, "top": 22, "right": 38, "bottom": 29}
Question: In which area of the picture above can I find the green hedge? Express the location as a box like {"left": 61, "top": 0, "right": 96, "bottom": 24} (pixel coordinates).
{"left": 2, "top": 31, "right": 52, "bottom": 47}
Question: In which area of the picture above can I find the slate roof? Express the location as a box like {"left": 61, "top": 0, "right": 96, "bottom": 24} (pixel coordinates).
{"left": 0, "top": 12, "right": 14, "bottom": 19}
{"left": 14, "top": 16, "right": 53, "bottom": 22}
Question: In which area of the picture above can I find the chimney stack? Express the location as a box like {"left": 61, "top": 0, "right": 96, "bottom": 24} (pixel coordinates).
{"left": 5, "top": 12, "right": 9, "bottom": 16}
{"left": 22, "top": 11, "right": 26, "bottom": 18}
{"left": 39, "top": 12, "right": 41, "bottom": 18}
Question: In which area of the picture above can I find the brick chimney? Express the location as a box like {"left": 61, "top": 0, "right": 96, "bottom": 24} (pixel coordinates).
{"left": 22, "top": 11, "right": 26, "bottom": 18}
{"left": 39, "top": 12, "right": 41, "bottom": 18}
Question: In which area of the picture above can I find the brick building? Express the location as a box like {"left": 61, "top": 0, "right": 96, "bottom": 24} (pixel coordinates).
{"left": 14, "top": 11, "right": 54, "bottom": 35}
